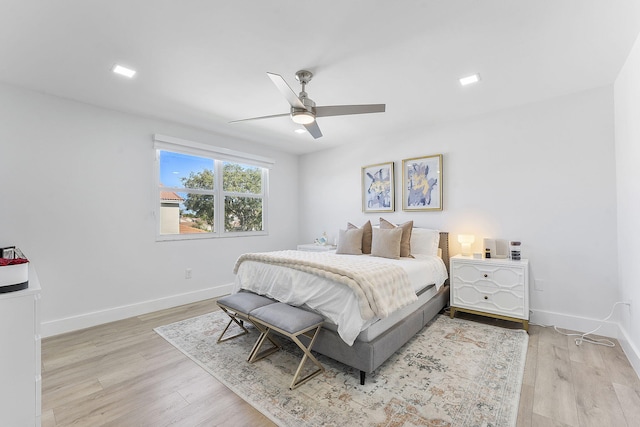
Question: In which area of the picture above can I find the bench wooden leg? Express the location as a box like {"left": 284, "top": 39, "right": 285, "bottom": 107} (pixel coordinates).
{"left": 248, "top": 322, "right": 325, "bottom": 389}
{"left": 217, "top": 306, "right": 281, "bottom": 349}
{"left": 289, "top": 326, "right": 324, "bottom": 390}
{"left": 217, "top": 307, "right": 251, "bottom": 343}
{"left": 247, "top": 325, "right": 281, "bottom": 362}
{"left": 247, "top": 303, "right": 326, "bottom": 389}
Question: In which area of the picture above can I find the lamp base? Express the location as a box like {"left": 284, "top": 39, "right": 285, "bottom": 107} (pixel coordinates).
{"left": 461, "top": 243, "right": 472, "bottom": 256}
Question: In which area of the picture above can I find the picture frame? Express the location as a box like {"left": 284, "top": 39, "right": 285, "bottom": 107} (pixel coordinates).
{"left": 1, "top": 246, "right": 16, "bottom": 259}
{"left": 402, "top": 154, "right": 443, "bottom": 211}
{"left": 362, "top": 162, "right": 395, "bottom": 213}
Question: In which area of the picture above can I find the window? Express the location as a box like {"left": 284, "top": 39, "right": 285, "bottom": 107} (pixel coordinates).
{"left": 159, "top": 151, "right": 215, "bottom": 235}
{"left": 154, "top": 134, "right": 273, "bottom": 240}
{"left": 223, "top": 162, "right": 264, "bottom": 232}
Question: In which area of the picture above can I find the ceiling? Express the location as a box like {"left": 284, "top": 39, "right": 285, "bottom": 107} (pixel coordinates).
{"left": 1, "top": 1, "right": 639, "bottom": 155}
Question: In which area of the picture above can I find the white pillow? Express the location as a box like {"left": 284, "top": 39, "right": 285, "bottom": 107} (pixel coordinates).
{"left": 410, "top": 228, "right": 440, "bottom": 256}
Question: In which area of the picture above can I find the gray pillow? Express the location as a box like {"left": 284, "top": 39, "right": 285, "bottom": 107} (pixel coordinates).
{"left": 371, "top": 227, "right": 403, "bottom": 259}
{"left": 335, "top": 228, "right": 364, "bottom": 255}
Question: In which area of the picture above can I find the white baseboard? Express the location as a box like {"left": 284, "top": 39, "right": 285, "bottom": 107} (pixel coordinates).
{"left": 618, "top": 325, "right": 640, "bottom": 379}
{"left": 531, "top": 308, "right": 640, "bottom": 379}
{"left": 530, "top": 308, "right": 620, "bottom": 338}
{"left": 41, "top": 283, "right": 234, "bottom": 338}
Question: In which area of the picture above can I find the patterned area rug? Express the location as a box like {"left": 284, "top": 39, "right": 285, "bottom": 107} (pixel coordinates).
{"left": 155, "top": 311, "right": 528, "bottom": 427}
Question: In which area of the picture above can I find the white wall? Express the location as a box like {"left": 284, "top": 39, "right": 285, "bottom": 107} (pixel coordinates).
{"left": 0, "top": 83, "right": 299, "bottom": 336}
{"left": 1, "top": 73, "right": 634, "bottom": 371}
{"left": 614, "top": 32, "right": 640, "bottom": 375}
{"left": 300, "top": 86, "right": 621, "bottom": 335}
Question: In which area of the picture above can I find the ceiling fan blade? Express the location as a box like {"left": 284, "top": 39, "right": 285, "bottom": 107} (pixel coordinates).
{"left": 229, "top": 112, "right": 290, "bottom": 123}
{"left": 314, "top": 104, "right": 386, "bottom": 117}
{"left": 267, "top": 72, "right": 306, "bottom": 109}
{"left": 304, "top": 121, "right": 323, "bottom": 139}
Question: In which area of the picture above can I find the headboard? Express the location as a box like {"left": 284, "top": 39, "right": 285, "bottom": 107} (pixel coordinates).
{"left": 438, "top": 232, "right": 450, "bottom": 285}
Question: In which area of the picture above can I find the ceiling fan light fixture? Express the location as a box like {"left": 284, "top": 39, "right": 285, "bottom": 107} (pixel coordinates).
{"left": 231, "top": 70, "right": 385, "bottom": 139}
{"left": 291, "top": 109, "right": 315, "bottom": 124}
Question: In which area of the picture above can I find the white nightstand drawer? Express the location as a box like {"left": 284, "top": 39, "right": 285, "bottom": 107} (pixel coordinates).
{"left": 452, "top": 263, "right": 525, "bottom": 292}
{"left": 452, "top": 282, "right": 527, "bottom": 319}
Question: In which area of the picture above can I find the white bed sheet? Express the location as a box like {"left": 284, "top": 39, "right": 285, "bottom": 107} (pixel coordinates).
{"left": 233, "top": 253, "right": 448, "bottom": 345}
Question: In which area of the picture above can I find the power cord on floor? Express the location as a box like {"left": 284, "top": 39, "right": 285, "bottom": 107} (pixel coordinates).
{"left": 546, "top": 301, "right": 631, "bottom": 348}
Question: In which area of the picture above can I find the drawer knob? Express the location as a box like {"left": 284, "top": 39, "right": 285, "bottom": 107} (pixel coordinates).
{"left": 484, "top": 296, "right": 488, "bottom": 300}
{"left": 483, "top": 274, "right": 488, "bottom": 278}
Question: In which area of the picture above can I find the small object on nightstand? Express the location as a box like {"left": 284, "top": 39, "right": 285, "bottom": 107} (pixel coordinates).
{"left": 494, "top": 239, "right": 509, "bottom": 258}
{"left": 483, "top": 238, "right": 496, "bottom": 257}
{"left": 485, "top": 248, "right": 491, "bottom": 259}
{"left": 314, "top": 232, "right": 328, "bottom": 245}
{"left": 510, "top": 241, "right": 521, "bottom": 260}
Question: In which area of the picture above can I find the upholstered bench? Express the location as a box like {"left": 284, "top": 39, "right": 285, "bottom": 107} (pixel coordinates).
{"left": 216, "top": 292, "right": 277, "bottom": 343}
{"left": 248, "top": 302, "right": 325, "bottom": 389}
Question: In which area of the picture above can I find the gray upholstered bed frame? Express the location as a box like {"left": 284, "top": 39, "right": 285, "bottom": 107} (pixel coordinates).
{"left": 303, "top": 232, "right": 451, "bottom": 385}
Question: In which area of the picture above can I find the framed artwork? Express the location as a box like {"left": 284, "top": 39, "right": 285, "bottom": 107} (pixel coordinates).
{"left": 362, "top": 162, "right": 395, "bottom": 213}
{"left": 402, "top": 154, "right": 443, "bottom": 211}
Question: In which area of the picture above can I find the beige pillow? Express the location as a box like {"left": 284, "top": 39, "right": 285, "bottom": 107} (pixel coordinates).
{"left": 371, "top": 227, "right": 403, "bottom": 259}
{"left": 380, "top": 218, "right": 413, "bottom": 257}
{"left": 335, "top": 228, "right": 364, "bottom": 255}
{"left": 347, "top": 220, "right": 372, "bottom": 254}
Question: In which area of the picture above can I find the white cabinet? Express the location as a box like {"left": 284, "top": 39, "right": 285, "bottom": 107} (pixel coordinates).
{"left": 450, "top": 254, "right": 529, "bottom": 331}
{"left": 0, "top": 265, "right": 41, "bottom": 426}
{"left": 296, "top": 244, "right": 337, "bottom": 252}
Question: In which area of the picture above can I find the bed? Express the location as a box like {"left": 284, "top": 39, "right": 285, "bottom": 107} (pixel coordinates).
{"left": 233, "top": 225, "right": 450, "bottom": 384}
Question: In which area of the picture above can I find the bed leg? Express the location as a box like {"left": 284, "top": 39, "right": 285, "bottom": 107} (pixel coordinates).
{"left": 360, "top": 371, "right": 366, "bottom": 385}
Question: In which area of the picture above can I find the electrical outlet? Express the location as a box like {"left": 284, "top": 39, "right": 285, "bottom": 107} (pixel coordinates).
{"left": 534, "top": 279, "right": 545, "bottom": 291}
{"left": 185, "top": 268, "right": 192, "bottom": 279}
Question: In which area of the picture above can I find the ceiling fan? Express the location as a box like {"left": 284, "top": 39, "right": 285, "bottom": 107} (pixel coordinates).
{"left": 230, "top": 70, "right": 385, "bottom": 139}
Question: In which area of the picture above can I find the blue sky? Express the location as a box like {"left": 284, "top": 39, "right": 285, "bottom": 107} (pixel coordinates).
{"left": 159, "top": 151, "right": 213, "bottom": 189}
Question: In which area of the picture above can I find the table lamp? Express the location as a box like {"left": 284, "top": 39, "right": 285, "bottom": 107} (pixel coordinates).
{"left": 458, "top": 234, "right": 475, "bottom": 256}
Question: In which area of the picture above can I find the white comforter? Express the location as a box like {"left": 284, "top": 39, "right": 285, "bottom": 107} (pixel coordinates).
{"left": 233, "top": 251, "right": 448, "bottom": 345}
{"left": 234, "top": 250, "right": 418, "bottom": 320}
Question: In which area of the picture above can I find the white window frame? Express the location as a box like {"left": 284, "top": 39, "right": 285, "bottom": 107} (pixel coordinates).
{"left": 153, "top": 134, "right": 274, "bottom": 241}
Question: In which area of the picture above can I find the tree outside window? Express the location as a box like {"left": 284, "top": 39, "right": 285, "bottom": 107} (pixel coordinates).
{"left": 157, "top": 150, "right": 267, "bottom": 239}
{"left": 223, "top": 163, "right": 263, "bottom": 232}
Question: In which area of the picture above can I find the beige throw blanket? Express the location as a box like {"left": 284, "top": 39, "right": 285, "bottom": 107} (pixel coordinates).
{"left": 233, "top": 250, "right": 417, "bottom": 320}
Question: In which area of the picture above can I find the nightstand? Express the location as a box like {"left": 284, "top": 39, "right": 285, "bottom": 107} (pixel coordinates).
{"left": 449, "top": 254, "right": 529, "bottom": 331}
{"left": 296, "top": 244, "right": 337, "bottom": 252}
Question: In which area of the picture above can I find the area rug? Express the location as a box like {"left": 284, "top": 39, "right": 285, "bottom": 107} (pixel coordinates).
{"left": 155, "top": 311, "right": 528, "bottom": 427}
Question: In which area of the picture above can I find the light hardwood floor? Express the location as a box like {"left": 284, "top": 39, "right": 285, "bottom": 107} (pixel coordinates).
{"left": 41, "top": 300, "right": 640, "bottom": 427}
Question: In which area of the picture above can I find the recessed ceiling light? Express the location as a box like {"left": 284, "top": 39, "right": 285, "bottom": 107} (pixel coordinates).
{"left": 112, "top": 64, "right": 136, "bottom": 78}
{"left": 459, "top": 73, "right": 480, "bottom": 86}
{"left": 294, "top": 128, "right": 306, "bottom": 134}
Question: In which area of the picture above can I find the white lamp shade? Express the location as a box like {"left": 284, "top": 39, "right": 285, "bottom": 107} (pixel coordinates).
{"left": 458, "top": 234, "right": 475, "bottom": 256}
{"left": 458, "top": 234, "right": 475, "bottom": 244}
